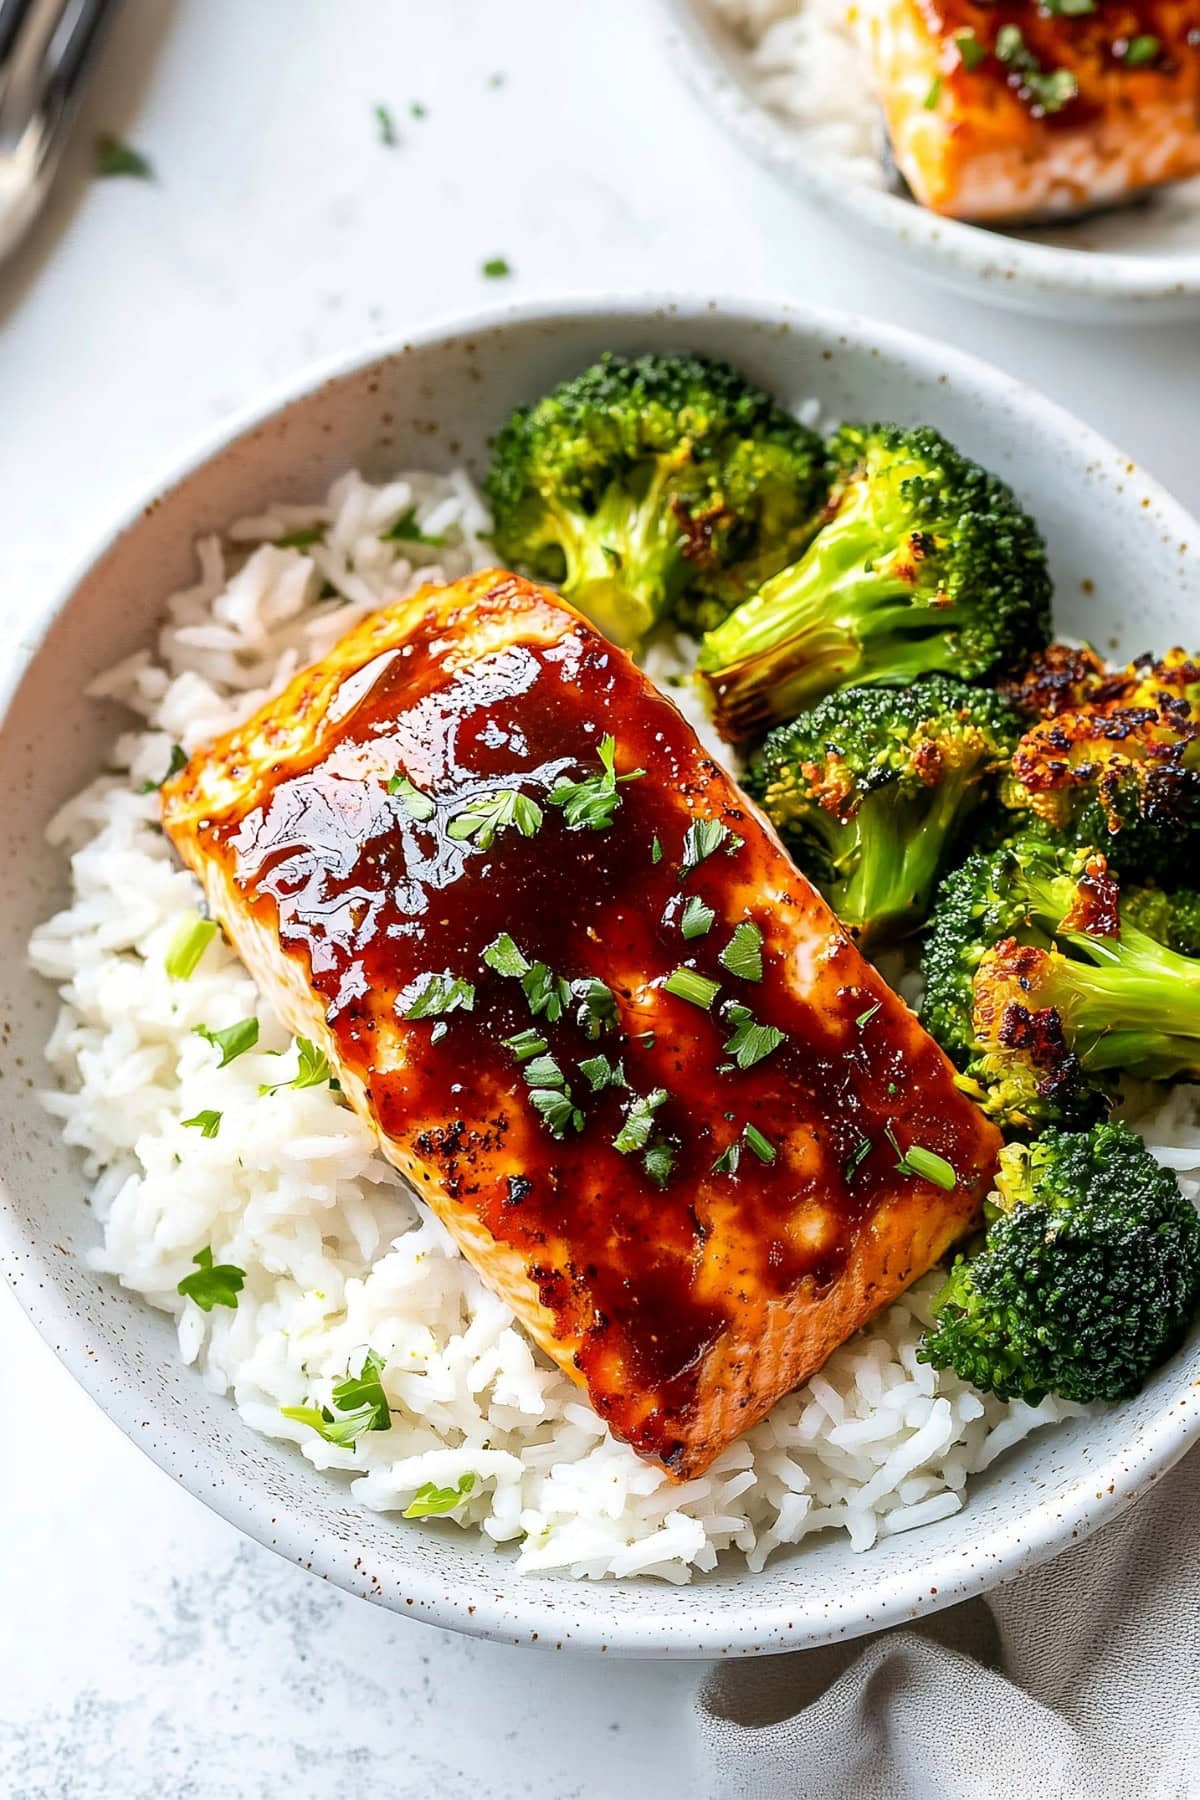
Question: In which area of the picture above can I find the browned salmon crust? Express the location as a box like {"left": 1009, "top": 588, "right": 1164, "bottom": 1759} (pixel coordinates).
{"left": 162, "top": 570, "right": 1001, "bottom": 1478}
{"left": 869, "top": 0, "right": 1200, "bottom": 221}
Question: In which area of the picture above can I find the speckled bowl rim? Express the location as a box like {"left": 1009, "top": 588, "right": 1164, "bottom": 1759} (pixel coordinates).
{"left": 661, "top": 0, "right": 1200, "bottom": 320}
{"left": 3, "top": 293, "right": 1200, "bottom": 1657}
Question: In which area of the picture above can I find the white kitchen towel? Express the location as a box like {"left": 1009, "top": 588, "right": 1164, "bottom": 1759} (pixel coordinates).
{"left": 698, "top": 1449, "right": 1199, "bottom": 1800}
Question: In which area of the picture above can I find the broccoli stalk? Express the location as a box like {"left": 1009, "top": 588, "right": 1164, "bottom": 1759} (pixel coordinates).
{"left": 750, "top": 677, "right": 1019, "bottom": 944}
{"left": 485, "top": 352, "right": 828, "bottom": 648}
{"left": 921, "top": 836, "right": 1200, "bottom": 1128}
{"left": 696, "top": 423, "right": 1051, "bottom": 741}
{"left": 919, "top": 1121, "right": 1200, "bottom": 1405}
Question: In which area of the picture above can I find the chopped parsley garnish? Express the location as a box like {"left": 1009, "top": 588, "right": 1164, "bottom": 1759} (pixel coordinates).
{"left": 177, "top": 1246, "right": 245, "bottom": 1312}
{"left": 181, "top": 1110, "right": 221, "bottom": 1138}
{"left": 482, "top": 257, "right": 511, "bottom": 279}
{"left": 719, "top": 920, "right": 763, "bottom": 983}
{"left": 547, "top": 734, "right": 644, "bottom": 831}
{"left": 282, "top": 1349, "right": 392, "bottom": 1448}
{"left": 381, "top": 506, "right": 445, "bottom": 546}
{"left": 276, "top": 525, "right": 325, "bottom": 549}
{"left": 410, "top": 100, "right": 427, "bottom": 119}
{"left": 523, "top": 1053, "right": 564, "bottom": 1088}
{"left": 1122, "top": 34, "right": 1161, "bottom": 66}
{"left": 579, "top": 1053, "right": 625, "bottom": 1091}
{"left": 572, "top": 975, "right": 618, "bottom": 1038}
{"left": 448, "top": 788, "right": 543, "bottom": 850}
{"left": 528, "top": 1086, "right": 585, "bottom": 1138}
{"left": 680, "top": 817, "right": 738, "bottom": 880}
{"left": 404, "top": 1473, "right": 476, "bottom": 1518}
{"left": 523, "top": 963, "right": 573, "bottom": 1023}
{"left": 262, "top": 1036, "right": 336, "bottom": 1094}
{"left": 482, "top": 933, "right": 530, "bottom": 977}
{"left": 613, "top": 1088, "right": 668, "bottom": 1154}
{"left": 165, "top": 915, "right": 217, "bottom": 980}
{"left": 742, "top": 1124, "right": 776, "bottom": 1164}
{"left": 663, "top": 967, "right": 721, "bottom": 1010}
{"left": 139, "top": 743, "right": 187, "bottom": 793}
{"left": 923, "top": 75, "right": 943, "bottom": 109}
{"left": 954, "top": 27, "right": 986, "bottom": 68}
{"left": 886, "top": 1126, "right": 956, "bottom": 1189}
{"left": 680, "top": 895, "right": 716, "bottom": 939}
{"left": 642, "top": 1139, "right": 676, "bottom": 1189}
{"left": 375, "top": 103, "right": 398, "bottom": 146}
{"left": 398, "top": 972, "right": 476, "bottom": 1020}
{"left": 387, "top": 772, "right": 437, "bottom": 820}
{"left": 96, "top": 135, "right": 154, "bottom": 179}
{"left": 996, "top": 24, "right": 1026, "bottom": 62}
{"left": 856, "top": 1001, "right": 881, "bottom": 1029}
{"left": 651, "top": 835, "right": 663, "bottom": 865}
{"left": 721, "top": 1002, "right": 784, "bottom": 1071}
{"left": 503, "top": 1027, "right": 548, "bottom": 1063}
{"left": 996, "top": 24, "right": 1078, "bottom": 111}
{"left": 194, "top": 1017, "right": 259, "bottom": 1067}
{"left": 844, "top": 1136, "right": 873, "bottom": 1184}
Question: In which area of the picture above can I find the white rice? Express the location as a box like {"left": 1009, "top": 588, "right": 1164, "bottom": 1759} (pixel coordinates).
{"left": 707, "top": 0, "right": 887, "bottom": 188}
{"left": 29, "top": 464, "right": 1200, "bottom": 1583}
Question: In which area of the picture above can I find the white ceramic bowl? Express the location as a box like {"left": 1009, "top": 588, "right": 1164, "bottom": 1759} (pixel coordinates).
{"left": 2, "top": 296, "right": 1199, "bottom": 1658}
{"left": 663, "top": 0, "right": 1200, "bottom": 323}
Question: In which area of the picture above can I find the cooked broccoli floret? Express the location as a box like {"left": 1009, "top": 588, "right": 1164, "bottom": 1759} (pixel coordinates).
{"left": 695, "top": 422, "right": 1052, "bottom": 741}
{"left": 485, "top": 352, "right": 828, "bottom": 647}
{"left": 748, "top": 677, "right": 1020, "bottom": 944}
{"left": 919, "top": 1121, "right": 1200, "bottom": 1405}
{"left": 1002, "top": 648, "right": 1200, "bottom": 884}
{"left": 999, "top": 640, "right": 1112, "bottom": 719}
{"left": 1122, "top": 886, "right": 1200, "bottom": 957}
{"left": 921, "top": 835, "right": 1200, "bottom": 1130}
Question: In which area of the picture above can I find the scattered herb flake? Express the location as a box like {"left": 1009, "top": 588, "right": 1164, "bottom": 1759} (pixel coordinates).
{"left": 504, "top": 1027, "right": 548, "bottom": 1063}
{"left": 375, "top": 103, "right": 398, "bottom": 146}
{"left": 177, "top": 1246, "right": 244, "bottom": 1312}
{"left": 680, "top": 817, "right": 733, "bottom": 880}
{"left": 856, "top": 1001, "right": 882, "bottom": 1029}
{"left": 642, "top": 1140, "right": 676, "bottom": 1189}
{"left": 954, "top": 27, "right": 986, "bottom": 68}
{"left": 1026, "top": 65, "right": 1079, "bottom": 109}
{"left": 282, "top": 1349, "right": 393, "bottom": 1448}
{"left": 276, "top": 525, "right": 325, "bottom": 549}
{"left": 387, "top": 772, "right": 437, "bottom": 820}
{"left": 663, "top": 967, "right": 721, "bottom": 1010}
{"left": 651, "top": 835, "right": 663, "bottom": 866}
{"left": 398, "top": 973, "right": 476, "bottom": 1020}
{"left": 719, "top": 920, "right": 764, "bottom": 983}
{"left": 139, "top": 743, "right": 186, "bottom": 793}
{"left": 165, "top": 915, "right": 217, "bottom": 980}
{"left": 923, "top": 75, "right": 943, "bottom": 109}
{"left": 903, "top": 1144, "right": 958, "bottom": 1190}
{"left": 1122, "top": 34, "right": 1161, "bottom": 66}
{"left": 482, "top": 257, "right": 511, "bottom": 279}
{"left": 579, "top": 1053, "right": 625, "bottom": 1091}
{"left": 680, "top": 895, "right": 716, "bottom": 940}
{"left": 547, "top": 735, "right": 645, "bottom": 831}
{"left": 528, "top": 1085, "right": 585, "bottom": 1139}
{"left": 482, "top": 933, "right": 530, "bottom": 978}
{"left": 182, "top": 1110, "right": 221, "bottom": 1139}
{"left": 613, "top": 1088, "right": 668, "bottom": 1154}
{"left": 96, "top": 135, "right": 154, "bottom": 179}
{"left": 721, "top": 1002, "right": 784, "bottom": 1071}
{"left": 712, "top": 1141, "right": 741, "bottom": 1176}
{"left": 404, "top": 1474, "right": 477, "bottom": 1518}
{"left": 996, "top": 23, "right": 1026, "bottom": 61}
{"left": 381, "top": 506, "right": 445, "bottom": 546}
{"left": 572, "top": 975, "right": 618, "bottom": 1038}
{"left": 844, "top": 1136, "right": 873, "bottom": 1184}
{"left": 1043, "top": 0, "right": 1095, "bottom": 12}
{"left": 447, "top": 788, "right": 543, "bottom": 850}
{"left": 523, "top": 1053, "right": 566, "bottom": 1089}
{"left": 522, "top": 962, "right": 573, "bottom": 1023}
{"left": 194, "top": 1018, "right": 259, "bottom": 1067}
{"left": 410, "top": 100, "right": 427, "bottom": 119}
{"left": 742, "top": 1124, "right": 776, "bottom": 1164}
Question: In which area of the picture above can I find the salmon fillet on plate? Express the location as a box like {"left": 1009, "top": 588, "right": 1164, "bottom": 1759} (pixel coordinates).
{"left": 867, "top": 0, "right": 1200, "bottom": 222}
{"left": 162, "top": 569, "right": 999, "bottom": 1479}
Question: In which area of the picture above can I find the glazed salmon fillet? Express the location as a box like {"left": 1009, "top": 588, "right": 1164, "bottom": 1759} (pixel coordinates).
{"left": 162, "top": 569, "right": 1000, "bottom": 1478}
{"left": 867, "top": 0, "right": 1200, "bottom": 221}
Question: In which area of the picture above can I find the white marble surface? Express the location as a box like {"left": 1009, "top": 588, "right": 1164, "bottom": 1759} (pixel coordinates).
{"left": 2, "top": 3, "right": 1198, "bottom": 1795}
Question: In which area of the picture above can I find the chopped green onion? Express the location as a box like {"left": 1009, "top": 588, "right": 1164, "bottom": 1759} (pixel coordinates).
{"left": 680, "top": 895, "right": 716, "bottom": 939}
{"left": 719, "top": 920, "right": 763, "bottom": 983}
{"left": 194, "top": 1018, "right": 259, "bottom": 1067}
{"left": 1026, "top": 66, "right": 1078, "bottom": 109}
{"left": 1122, "top": 34, "right": 1160, "bottom": 66}
{"left": 902, "top": 1144, "right": 958, "bottom": 1190}
{"left": 447, "top": 788, "right": 543, "bottom": 850}
{"left": 503, "top": 1028, "right": 548, "bottom": 1063}
{"left": 954, "top": 27, "right": 986, "bottom": 68}
{"left": 177, "top": 1246, "right": 244, "bottom": 1312}
{"left": 482, "top": 257, "right": 511, "bottom": 279}
{"left": 923, "top": 75, "right": 943, "bottom": 108}
{"left": 712, "top": 1141, "right": 741, "bottom": 1176}
{"left": 181, "top": 1110, "right": 221, "bottom": 1138}
{"left": 663, "top": 967, "right": 721, "bottom": 1010}
{"left": 855, "top": 1001, "right": 881, "bottom": 1029}
{"left": 404, "top": 1473, "right": 476, "bottom": 1517}
{"left": 844, "top": 1136, "right": 873, "bottom": 1184}
{"left": 482, "top": 933, "right": 530, "bottom": 977}
{"left": 387, "top": 772, "right": 437, "bottom": 820}
{"left": 165, "top": 915, "right": 217, "bottom": 980}
{"left": 742, "top": 1124, "right": 776, "bottom": 1165}
{"left": 398, "top": 973, "right": 475, "bottom": 1020}
{"left": 613, "top": 1088, "right": 668, "bottom": 1154}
